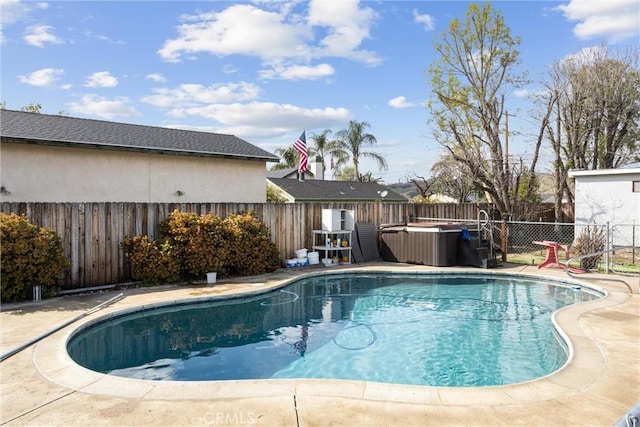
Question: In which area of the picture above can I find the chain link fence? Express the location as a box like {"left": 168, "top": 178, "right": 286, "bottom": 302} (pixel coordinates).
{"left": 608, "top": 223, "right": 640, "bottom": 275}
{"left": 503, "top": 221, "right": 639, "bottom": 275}
{"left": 400, "top": 216, "right": 638, "bottom": 275}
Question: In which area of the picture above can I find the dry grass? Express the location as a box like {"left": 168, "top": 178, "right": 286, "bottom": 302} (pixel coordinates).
{"left": 505, "top": 247, "right": 639, "bottom": 274}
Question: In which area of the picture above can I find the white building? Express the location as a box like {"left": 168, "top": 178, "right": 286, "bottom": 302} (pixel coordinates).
{"left": 569, "top": 167, "right": 640, "bottom": 246}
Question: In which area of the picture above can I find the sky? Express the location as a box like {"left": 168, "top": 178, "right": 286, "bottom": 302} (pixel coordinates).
{"left": 1, "top": 0, "right": 638, "bottom": 184}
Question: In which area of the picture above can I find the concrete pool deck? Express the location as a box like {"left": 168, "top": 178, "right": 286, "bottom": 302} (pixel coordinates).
{"left": 1, "top": 262, "right": 638, "bottom": 426}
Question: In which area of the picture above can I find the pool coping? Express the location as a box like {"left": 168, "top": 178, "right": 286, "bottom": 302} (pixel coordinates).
{"left": 31, "top": 265, "right": 624, "bottom": 405}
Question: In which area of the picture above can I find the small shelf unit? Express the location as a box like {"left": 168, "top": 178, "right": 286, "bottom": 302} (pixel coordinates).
{"left": 322, "top": 209, "right": 354, "bottom": 232}
{"left": 312, "top": 229, "right": 352, "bottom": 265}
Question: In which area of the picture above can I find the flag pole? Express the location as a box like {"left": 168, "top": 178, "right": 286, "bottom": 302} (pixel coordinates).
{"left": 293, "top": 130, "right": 307, "bottom": 182}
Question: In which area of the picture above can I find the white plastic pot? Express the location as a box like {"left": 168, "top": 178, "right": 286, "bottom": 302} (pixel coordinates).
{"left": 294, "top": 248, "right": 308, "bottom": 258}
{"left": 206, "top": 272, "right": 217, "bottom": 284}
{"left": 286, "top": 259, "right": 297, "bottom": 268}
{"left": 308, "top": 251, "right": 320, "bottom": 265}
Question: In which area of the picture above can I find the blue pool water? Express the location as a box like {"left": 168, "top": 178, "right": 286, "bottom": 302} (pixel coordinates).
{"left": 67, "top": 273, "right": 600, "bottom": 387}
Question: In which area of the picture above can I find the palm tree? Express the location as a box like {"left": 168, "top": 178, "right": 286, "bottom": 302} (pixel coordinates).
{"left": 358, "top": 171, "right": 382, "bottom": 183}
{"left": 334, "top": 120, "right": 388, "bottom": 181}
{"left": 270, "top": 147, "right": 297, "bottom": 170}
{"left": 308, "top": 129, "right": 334, "bottom": 176}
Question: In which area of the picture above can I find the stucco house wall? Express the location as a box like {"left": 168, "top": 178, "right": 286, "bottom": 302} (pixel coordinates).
{"left": 569, "top": 168, "right": 640, "bottom": 246}
{"left": 0, "top": 109, "right": 278, "bottom": 203}
{"left": 1, "top": 143, "right": 268, "bottom": 203}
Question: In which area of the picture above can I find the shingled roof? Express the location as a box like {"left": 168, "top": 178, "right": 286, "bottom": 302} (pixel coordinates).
{"left": 266, "top": 167, "right": 314, "bottom": 179}
{"left": 268, "top": 178, "right": 408, "bottom": 202}
{"left": 0, "top": 109, "right": 279, "bottom": 162}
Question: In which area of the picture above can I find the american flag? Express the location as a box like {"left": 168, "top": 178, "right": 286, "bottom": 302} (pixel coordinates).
{"left": 293, "top": 131, "right": 308, "bottom": 174}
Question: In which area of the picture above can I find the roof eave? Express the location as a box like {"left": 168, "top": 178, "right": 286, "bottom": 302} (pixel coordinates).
{"left": 1, "top": 136, "right": 280, "bottom": 162}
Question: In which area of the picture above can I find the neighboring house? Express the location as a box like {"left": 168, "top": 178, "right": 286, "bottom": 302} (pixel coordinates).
{"left": 267, "top": 177, "right": 408, "bottom": 203}
{"left": 538, "top": 173, "right": 569, "bottom": 204}
{"left": 0, "top": 110, "right": 279, "bottom": 202}
{"left": 267, "top": 168, "right": 314, "bottom": 180}
{"left": 266, "top": 156, "right": 326, "bottom": 181}
{"left": 426, "top": 193, "right": 458, "bottom": 203}
{"left": 569, "top": 167, "right": 640, "bottom": 246}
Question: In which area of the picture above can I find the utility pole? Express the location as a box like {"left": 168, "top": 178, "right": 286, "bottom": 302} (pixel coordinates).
{"left": 504, "top": 111, "right": 516, "bottom": 178}
{"left": 502, "top": 110, "right": 515, "bottom": 264}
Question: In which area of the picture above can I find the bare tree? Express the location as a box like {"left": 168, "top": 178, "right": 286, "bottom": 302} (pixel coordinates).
{"left": 406, "top": 173, "right": 437, "bottom": 199}
{"left": 430, "top": 155, "right": 478, "bottom": 203}
{"left": 539, "top": 45, "right": 640, "bottom": 220}
{"left": 427, "top": 3, "right": 540, "bottom": 215}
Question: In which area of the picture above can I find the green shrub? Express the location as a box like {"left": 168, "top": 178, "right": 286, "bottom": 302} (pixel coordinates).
{"left": 1, "top": 213, "right": 68, "bottom": 303}
{"left": 121, "top": 235, "right": 180, "bottom": 284}
{"left": 122, "top": 210, "right": 279, "bottom": 284}
{"left": 225, "top": 212, "right": 280, "bottom": 276}
{"left": 158, "top": 211, "right": 200, "bottom": 271}
{"left": 181, "top": 213, "right": 233, "bottom": 278}
{"left": 573, "top": 225, "right": 606, "bottom": 270}
{"left": 266, "top": 185, "right": 288, "bottom": 203}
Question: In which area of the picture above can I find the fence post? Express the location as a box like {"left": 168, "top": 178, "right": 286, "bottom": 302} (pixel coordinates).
{"left": 606, "top": 221, "right": 610, "bottom": 273}
{"left": 501, "top": 218, "right": 507, "bottom": 262}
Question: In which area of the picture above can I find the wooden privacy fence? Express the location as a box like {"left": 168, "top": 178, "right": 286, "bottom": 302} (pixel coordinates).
{"left": 1, "top": 201, "right": 570, "bottom": 290}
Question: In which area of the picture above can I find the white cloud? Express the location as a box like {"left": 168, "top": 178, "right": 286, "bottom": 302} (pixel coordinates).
{"left": 413, "top": 9, "right": 434, "bottom": 31}
{"left": 0, "top": 0, "right": 30, "bottom": 24}
{"left": 376, "top": 139, "right": 404, "bottom": 148}
{"left": 222, "top": 64, "right": 237, "bottom": 74}
{"left": 146, "top": 73, "right": 166, "bottom": 83}
{"left": 23, "top": 24, "right": 62, "bottom": 47}
{"left": 561, "top": 45, "right": 605, "bottom": 65}
{"left": 141, "top": 82, "right": 260, "bottom": 108}
{"left": 18, "top": 67, "right": 63, "bottom": 86}
{"left": 556, "top": 0, "right": 639, "bottom": 42}
{"left": 158, "top": 4, "right": 311, "bottom": 62}
{"left": 1, "top": 0, "right": 49, "bottom": 44}
{"left": 168, "top": 101, "right": 351, "bottom": 138}
{"left": 259, "top": 63, "right": 335, "bottom": 80}
{"left": 307, "top": 0, "right": 381, "bottom": 65}
{"left": 79, "top": 29, "right": 126, "bottom": 45}
{"left": 515, "top": 88, "right": 550, "bottom": 98}
{"left": 514, "top": 89, "right": 533, "bottom": 98}
{"left": 388, "top": 96, "right": 416, "bottom": 109}
{"left": 84, "top": 71, "right": 118, "bottom": 88}
{"left": 158, "top": 0, "right": 381, "bottom": 66}
{"left": 82, "top": 30, "right": 108, "bottom": 41}
{"left": 68, "top": 94, "right": 141, "bottom": 119}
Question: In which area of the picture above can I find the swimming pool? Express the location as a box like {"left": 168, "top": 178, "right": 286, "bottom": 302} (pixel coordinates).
{"left": 67, "top": 273, "right": 601, "bottom": 387}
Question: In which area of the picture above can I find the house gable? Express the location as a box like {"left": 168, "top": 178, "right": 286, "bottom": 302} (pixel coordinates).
{"left": 266, "top": 168, "right": 314, "bottom": 180}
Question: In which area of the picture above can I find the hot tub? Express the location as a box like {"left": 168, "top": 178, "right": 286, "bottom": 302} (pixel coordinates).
{"left": 379, "top": 222, "right": 476, "bottom": 267}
